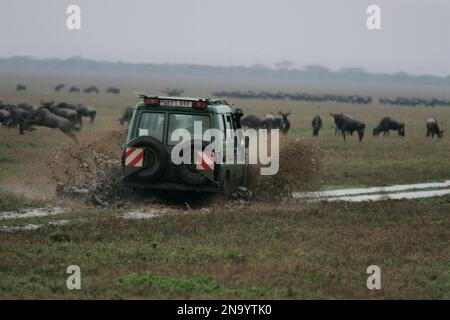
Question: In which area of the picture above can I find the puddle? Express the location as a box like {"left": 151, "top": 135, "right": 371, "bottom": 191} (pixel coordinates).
{"left": 1, "top": 219, "right": 71, "bottom": 232}
{"left": 123, "top": 208, "right": 171, "bottom": 219}
{"left": 0, "top": 207, "right": 66, "bottom": 220}
{"left": 294, "top": 180, "right": 450, "bottom": 199}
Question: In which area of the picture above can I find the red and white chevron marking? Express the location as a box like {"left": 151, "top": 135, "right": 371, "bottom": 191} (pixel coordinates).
{"left": 196, "top": 151, "right": 214, "bottom": 171}
{"left": 125, "top": 147, "right": 144, "bottom": 167}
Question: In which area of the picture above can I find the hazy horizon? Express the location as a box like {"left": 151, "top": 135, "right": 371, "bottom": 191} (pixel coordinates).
{"left": 1, "top": 0, "right": 449, "bottom": 76}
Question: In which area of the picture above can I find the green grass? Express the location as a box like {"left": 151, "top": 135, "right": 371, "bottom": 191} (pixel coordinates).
{"left": 0, "top": 198, "right": 448, "bottom": 299}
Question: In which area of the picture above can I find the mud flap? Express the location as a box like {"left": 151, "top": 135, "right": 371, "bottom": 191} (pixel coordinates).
{"left": 123, "top": 147, "right": 145, "bottom": 177}
{"left": 195, "top": 150, "right": 215, "bottom": 182}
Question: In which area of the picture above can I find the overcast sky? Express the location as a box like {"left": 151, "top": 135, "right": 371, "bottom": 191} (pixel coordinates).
{"left": 1, "top": 0, "right": 449, "bottom": 76}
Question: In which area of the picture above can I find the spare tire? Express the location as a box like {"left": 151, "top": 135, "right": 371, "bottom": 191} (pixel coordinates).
{"left": 126, "top": 136, "right": 168, "bottom": 181}
{"left": 174, "top": 140, "right": 211, "bottom": 185}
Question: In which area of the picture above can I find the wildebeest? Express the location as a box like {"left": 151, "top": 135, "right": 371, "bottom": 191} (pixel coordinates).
{"left": 330, "top": 113, "right": 365, "bottom": 141}
{"left": 83, "top": 86, "right": 99, "bottom": 94}
{"left": 426, "top": 118, "right": 444, "bottom": 138}
{"left": 241, "top": 115, "right": 265, "bottom": 129}
{"left": 311, "top": 115, "right": 322, "bottom": 136}
{"left": 16, "top": 84, "right": 27, "bottom": 91}
{"left": 278, "top": 111, "right": 291, "bottom": 134}
{"left": 233, "top": 108, "right": 244, "bottom": 129}
{"left": 55, "top": 84, "right": 65, "bottom": 92}
{"left": 373, "top": 117, "right": 405, "bottom": 137}
{"left": 106, "top": 87, "right": 120, "bottom": 94}
{"left": 0, "top": 109, "right": 12, "bottom": 127}
{"left": 119, "top": 107, "right": 133, "bottom": 126}
{"left": 79, "top": 104, "right": 96, "bottom": 124}
{"left": 69, "top": 86, "right": 81, "bottom": 93}
{"left": 57, "top": 103, "right": 96, "bottom": 125}
{"left": 41, "top": 101, "right": 79, "bottom": 126}
{"left": 19, "top": 108, "right": 80, "bottom": 143}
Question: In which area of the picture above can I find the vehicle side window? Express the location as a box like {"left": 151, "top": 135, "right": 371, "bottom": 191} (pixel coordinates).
{"left": 218, "top": 115, "right": 226, "bottom": 139}
{"left": 137, "top": 112, "right": 165, "bottom": 142}
{"left": 224, "top": 114, "right": 233, "bottom": 136}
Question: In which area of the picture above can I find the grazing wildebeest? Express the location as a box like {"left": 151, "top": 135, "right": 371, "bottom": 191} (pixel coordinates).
{"left": 19, "top": 108, "right": 80, "bottom": 143}
{"left": 69, "top": 86, "right": 81, "bottom": 93}
{"left": 311, "top": 115, "right": 322, "bottom": 136}
{"left": 16, "top": 84, "right": 27, "bottom": 91}
{"left": 55, "top": 84, "right": 65, "bottom": 92}
{"left": 426, "top": 118, "right": 444, "bottom": 138}
{"left": 41, "top": 101, "right": 79, "bottom": 126}
{"left": 241, "top": 115, "right": 265, "bottom": 129}
{"left": 83, "top": 86, "right": 99, "bottom": 94}
{"left": 330, "top": 112, "right": 354, "bottom": 136}
{"left": 118, "top": 107, "right": 133, "bottom": 126}
{"left": 330, "top": 113, "right": 365, "bottom": 141}
{"left": 106, "top": 87, "right": 120, "bottom": 94}
{"left": 373, "top": 117, "right": 405, "bottom": 137}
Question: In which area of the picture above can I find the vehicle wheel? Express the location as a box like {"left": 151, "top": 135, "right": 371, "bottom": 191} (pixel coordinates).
{"left": 174, "top": 140, "right": 210, "bottom": 185}
{"left": 126, "top": 136, "right": 168, "bottom": 181}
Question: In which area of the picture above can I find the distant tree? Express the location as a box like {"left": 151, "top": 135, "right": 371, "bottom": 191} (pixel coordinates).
{"left": 302, "top": 65, "right": 331, "bottom": 74}
{"left": 274, "top": 60, "right": 294, "bottom": 70}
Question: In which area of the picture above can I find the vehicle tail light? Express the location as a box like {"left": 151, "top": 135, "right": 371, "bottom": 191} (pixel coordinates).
{"left": 192, "top": 100, "right": 207, "bottom": 109}
{"left": 144, "top": 98, "right": 160, "bottom": 106}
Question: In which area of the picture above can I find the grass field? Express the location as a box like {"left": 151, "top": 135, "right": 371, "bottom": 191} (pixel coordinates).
{"left": 0, "top": 72, "right": 449, "bottom": 299}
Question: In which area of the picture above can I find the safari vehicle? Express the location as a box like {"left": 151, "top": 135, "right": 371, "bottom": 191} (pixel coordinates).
{"left": 122, "top": 94, "right": 249, "bottom": 193}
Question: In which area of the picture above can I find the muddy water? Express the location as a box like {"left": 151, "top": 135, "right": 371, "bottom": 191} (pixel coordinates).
{"left": 294, "top": 180, "right": 450, "bottom": 202}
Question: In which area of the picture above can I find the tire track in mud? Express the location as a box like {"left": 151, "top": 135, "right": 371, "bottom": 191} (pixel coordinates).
{"left": 294, "top": 180, "right": 450, "bottom": 202}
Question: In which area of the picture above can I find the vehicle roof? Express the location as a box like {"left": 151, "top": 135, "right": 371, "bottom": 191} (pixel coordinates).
{"left": 135, "top": 94, "right": 232, "bottom": 114}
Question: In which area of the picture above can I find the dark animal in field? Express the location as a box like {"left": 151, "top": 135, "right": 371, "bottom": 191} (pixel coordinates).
{"left": 331, "top": 113, "right": 353, "bottom": 135}
{"left": 55, "top": 84, "right": 65, "bottom": 92}
{"left": 118, "top": 107, "right": 133, "bottom": 126}
{"left": 373, "top": 117, "right": 405, "bottom": 137}
{"left": 83, "top": 86, "right": 99, "bottom": 94}
{"left": 57, "top": 103, "right": 96, "bottom": 125}
{"left": 233, "top": 108, "right": 244, "bottom": 129}
{"left": 69, "top": 86, "right": 81, "bottom": 93}
{"left": 78, "top": 104, "right": 96, "bottom": 124}
{"left": 163, "top": 88, "right": 184, "bottom": 96}
{"left": 0, "top": 104, "right": 24, "bottom": 128}
{"left": 19, "top": 108, "right": 79, "bottom": 143}
{"left": 241, "top": 115, "right": 265, "bottom": 129}
{"left": 330, "top": 113, "right": 365, "bottom": 141}
{"left": 312, "top": 115, "right": 322, "bottom": 136}
{"left": 106, "top": 87, "right": 120, "bottom": 94}
{"left": 40, "top": 101, "right": 79, "bottom": 126}
{"left": 0, "top": 109, "right": 12, "bottom": 127}
{"left": 16, "top": 84, "right": 27, "bottom": 91}
{"left": 426, "top": 118, "right": 444, "bottom": 138}
{"left": 57, "top": 103, "right": 82, "bottom": 125}
{"left": 278, "top": 111, "right": 291, "bottom": 134}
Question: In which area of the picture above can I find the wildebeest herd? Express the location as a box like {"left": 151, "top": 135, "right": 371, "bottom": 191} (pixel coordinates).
{"left": 214, "top": 90, "right": 450, "bottom": 108}
{"left": 238, "top": 111, "right": 443, "bottom": 142}
{"left": 0, "top": 100, "right": 96, "bottom": 143}
{"left": 15, "top": 83, "right": 120, "bottom": 94}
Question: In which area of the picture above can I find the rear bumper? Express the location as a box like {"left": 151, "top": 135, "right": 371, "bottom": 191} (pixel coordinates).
{"left": 123, "top": 178, "right": 223, "bottom": 193}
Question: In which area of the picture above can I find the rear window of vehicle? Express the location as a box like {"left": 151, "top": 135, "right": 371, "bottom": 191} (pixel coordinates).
{"left": 168, "top": 113, "right": 211, "bottom": 145}
{"left": 137, "top": 112, "right": 165, "bottom": 141}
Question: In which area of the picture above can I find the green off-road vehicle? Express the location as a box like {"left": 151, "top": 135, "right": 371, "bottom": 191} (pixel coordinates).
{"left": 122, "top": 94, "right": 249, "bottom": 193}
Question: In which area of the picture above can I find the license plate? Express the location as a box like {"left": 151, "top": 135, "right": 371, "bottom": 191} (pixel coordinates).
{"left": 160, "top": 99, "right": 192, "bottom": 107}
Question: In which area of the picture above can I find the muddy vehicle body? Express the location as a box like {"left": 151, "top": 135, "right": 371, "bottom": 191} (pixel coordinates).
{"left": 122, "top": 95, "right": 249, "bottom": 193}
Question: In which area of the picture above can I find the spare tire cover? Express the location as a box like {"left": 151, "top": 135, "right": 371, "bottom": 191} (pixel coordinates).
{"left": 126, "top": 136, "right": 168, "bottom": 181}
{"left": 174, "top": 140, "right": 211, "bottom": 185}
